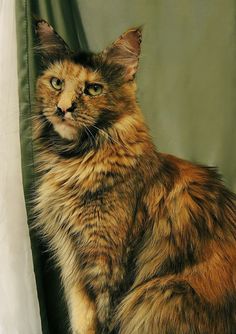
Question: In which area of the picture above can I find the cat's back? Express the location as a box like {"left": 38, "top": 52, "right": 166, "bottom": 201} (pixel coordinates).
{"left": 143, "top": 151, "right": 236, "bottom": 244}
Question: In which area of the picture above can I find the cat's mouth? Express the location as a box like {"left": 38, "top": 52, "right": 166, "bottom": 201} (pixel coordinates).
{"left": 50, "top": 112, "right": 78, "bottom": 140}
{"left": 53, "top": 121, "right": 78, "bottom": 140}
{"left": 60, "top": 117, "right": 74, "bottom": 126}
{"left": 54, "top": 111, "right": 76, "bottom": 126}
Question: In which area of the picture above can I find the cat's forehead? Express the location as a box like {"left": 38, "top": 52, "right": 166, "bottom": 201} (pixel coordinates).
{"left": 46, "top": 59, "right": 101, "bottom": 82}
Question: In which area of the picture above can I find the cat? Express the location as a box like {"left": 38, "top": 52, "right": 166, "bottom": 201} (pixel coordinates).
{"left": 33, "top": 19, "right": 236, "bottom": 334}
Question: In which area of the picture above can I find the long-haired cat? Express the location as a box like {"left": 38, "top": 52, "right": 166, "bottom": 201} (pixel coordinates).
{"left": 33, "top": 20, "right": 236, "bottom": 334}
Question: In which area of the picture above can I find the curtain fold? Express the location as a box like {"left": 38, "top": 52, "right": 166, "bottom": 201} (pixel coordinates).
{"left": 15, "top": 1, "right": 236, "bottom": 333}
{"left": 0, "top": 0, "right": 42, "bottom": 333}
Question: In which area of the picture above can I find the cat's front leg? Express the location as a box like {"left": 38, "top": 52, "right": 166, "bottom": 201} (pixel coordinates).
{"left": 81, "top": 250, "right": 125, "bottom": 333}
{"left": 66, "top": 283, "right": 97, "bottom": 334}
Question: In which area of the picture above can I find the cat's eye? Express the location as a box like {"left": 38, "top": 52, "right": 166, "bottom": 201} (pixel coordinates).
{"left": 50, "top": 77, "right": 64, "bottom": 91}
{"left": 84, "top": 83, "right": 103, "bottom": 96}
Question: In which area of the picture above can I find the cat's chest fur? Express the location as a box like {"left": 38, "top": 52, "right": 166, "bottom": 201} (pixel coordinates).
{"left": 35, "top": 149, "right": 140, "bottom": 246}
{"left": 36, "top": 156, "right": 108, "bottom": 224}
{"left": 35, "top": 150, "right": 141, "bottom": 289}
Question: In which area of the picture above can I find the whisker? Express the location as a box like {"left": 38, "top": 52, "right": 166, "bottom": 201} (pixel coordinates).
{"left": 83, "top": 127, "right": 93, "bottom": 148}
{"left": 84, "top": 125, "right": 96, "bottom": 143}
{"left": 74, "top": 113, "right": 94, "bottom": 126}
{"left": 90, "top": 124, "right": 130, "bottom": 153}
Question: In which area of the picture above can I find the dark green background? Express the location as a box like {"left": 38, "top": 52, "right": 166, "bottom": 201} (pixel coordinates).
{"left": 16, "top": 1, "right": 236, "bottom": 333}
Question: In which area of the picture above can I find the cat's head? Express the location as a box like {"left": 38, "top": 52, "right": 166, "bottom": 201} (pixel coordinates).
{"left": 35, "top": 20, "right": 142, "bottom": 146}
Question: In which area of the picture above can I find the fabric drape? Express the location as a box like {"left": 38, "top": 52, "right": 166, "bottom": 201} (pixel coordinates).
{"left": 16, "top": 1, "right": 236, "bottom": 333}
{"left": 0, "top": 0, "right": 42, "bottom": 333}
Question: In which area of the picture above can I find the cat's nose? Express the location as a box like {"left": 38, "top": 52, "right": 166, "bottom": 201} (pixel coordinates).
{"left": 56, "top": 102, "right": 76, "bottom": 115}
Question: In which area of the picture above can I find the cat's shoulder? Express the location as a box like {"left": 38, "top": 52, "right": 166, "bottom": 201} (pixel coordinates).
{"left": 143, "top": 152, "right": 235, "bottom": 235}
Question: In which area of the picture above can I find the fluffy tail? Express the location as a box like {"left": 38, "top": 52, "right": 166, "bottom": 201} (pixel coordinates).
{"left": 115, "top": 277, "right": 236, "bottom": 334}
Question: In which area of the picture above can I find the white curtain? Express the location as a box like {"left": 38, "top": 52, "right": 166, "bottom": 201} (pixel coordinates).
{"left": 0, "top": 0, "right": 42, "bottom": 333}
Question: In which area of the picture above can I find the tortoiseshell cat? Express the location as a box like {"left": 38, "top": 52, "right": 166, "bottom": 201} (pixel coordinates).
{"left": 34, "top": 20, "right": 236, "bottom": 334}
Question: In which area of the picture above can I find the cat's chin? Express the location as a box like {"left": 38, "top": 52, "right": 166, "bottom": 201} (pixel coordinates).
{"left": 53, "top": 122, "right": 78, "bottom": 141}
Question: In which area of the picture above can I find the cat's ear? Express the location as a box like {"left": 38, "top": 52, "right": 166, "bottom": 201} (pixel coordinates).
{"left": 103, "top": 28, "right": 142, "bottom": 81}
{"left": 35, "top": 19, "right": 71, "bottom": 60}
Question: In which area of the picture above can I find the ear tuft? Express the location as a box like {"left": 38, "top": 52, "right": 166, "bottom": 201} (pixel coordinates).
{"left": 35, "top": 19, "right": 71, "bottom": 60}
{"left": 103, "top": 27, "right": 142, "bottom": 81}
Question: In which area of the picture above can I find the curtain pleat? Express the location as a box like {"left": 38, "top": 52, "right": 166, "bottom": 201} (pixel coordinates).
{"left": 0, "top": 1, "right": 42, "bottom": 333}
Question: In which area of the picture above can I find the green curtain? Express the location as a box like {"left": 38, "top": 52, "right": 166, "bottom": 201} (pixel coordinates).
{"left": 16, "top": 1, "right": 236, "bottom": 333}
